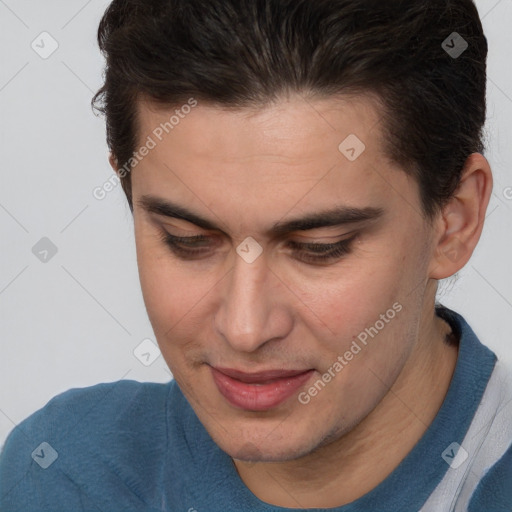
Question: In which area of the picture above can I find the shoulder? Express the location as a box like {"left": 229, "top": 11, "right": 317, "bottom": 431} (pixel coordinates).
{"left": 469, "top": 440, "right": 512, "bottom": 511}
{"left": 2, "top": 379, "right": 171, "bottom": 444}
{"left": 0, "top": 380, "right": 173, "bottom": 511}
{"left": 468, "top": 357, "right": 512, "bottom": 511}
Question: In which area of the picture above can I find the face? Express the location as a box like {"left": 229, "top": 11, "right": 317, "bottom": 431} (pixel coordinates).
{"left": 130, "top": 93, "right": 439, "bottom": 462}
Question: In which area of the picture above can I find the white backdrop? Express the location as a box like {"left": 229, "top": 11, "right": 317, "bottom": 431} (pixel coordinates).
{"left": 1, "top": 0, "right": 511, "bottom": 447}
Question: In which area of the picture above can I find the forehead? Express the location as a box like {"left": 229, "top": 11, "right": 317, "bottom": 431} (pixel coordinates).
{"left": 136, "top": 93, "right": 385, "bottom": 163}
{"left": 131, "top": 93, "right": 418, "bottom": 236}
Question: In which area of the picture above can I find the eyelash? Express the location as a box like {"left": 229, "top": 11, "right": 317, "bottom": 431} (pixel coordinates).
{"left": 157, "top": 231, "right": 357, "bottom": 264}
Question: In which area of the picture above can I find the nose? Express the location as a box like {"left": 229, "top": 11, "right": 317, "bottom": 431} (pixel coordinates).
{"left": 213, "top": 244, "right": 293, "bottom": 353}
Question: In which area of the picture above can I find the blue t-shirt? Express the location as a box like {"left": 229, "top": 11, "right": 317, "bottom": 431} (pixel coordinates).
{"left": 1, "top": 305, "right": 512, "bottom": 511}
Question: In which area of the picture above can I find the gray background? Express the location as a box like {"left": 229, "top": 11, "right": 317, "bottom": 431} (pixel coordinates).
{"left": 1, "top": 0, "right": 511, "bottom": 448}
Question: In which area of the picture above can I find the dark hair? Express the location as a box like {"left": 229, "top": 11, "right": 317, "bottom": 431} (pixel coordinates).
{"left": 92, "top": 0, "right": 488, "bottom": 223}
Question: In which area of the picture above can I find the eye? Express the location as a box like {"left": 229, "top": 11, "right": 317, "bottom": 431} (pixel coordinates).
{"left": 158, "top": 231, "right": 357, "bottom": 264}
{"left": 158, "top": 232, "right": 213, "bottom": 258}
{"left": 287, "top": 236, "right": 356, "bottom": 264}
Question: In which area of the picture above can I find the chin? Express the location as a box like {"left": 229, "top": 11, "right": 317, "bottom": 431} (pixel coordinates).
{"left": 213, "top": 423, "right": 322, "bottom": 463}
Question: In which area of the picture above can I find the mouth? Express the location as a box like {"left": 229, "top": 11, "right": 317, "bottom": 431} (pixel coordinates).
{"left": 210, "top": 366, "right": 315, "bottom": 411}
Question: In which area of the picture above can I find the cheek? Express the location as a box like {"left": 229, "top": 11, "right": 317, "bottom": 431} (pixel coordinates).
{"left": 135, "top": 231, "right": 198, "bottom": 331}
{"left": 300, "top": 242, "right": 418, "bottom": 372}
{"left": 136, "top": 255, "right": 204, "bottom": 380}
{"left": 134, "top": 233, "right": 226, "bottom": 365}
{"left": 299, "top": 270, "right": 415, "bottom": 422}
{"left": 298, "top": 259, "right": 401, "bottom": 336}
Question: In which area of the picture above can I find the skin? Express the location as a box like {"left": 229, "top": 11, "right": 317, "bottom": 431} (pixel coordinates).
{"left": 110, "top": 92, "right": 493, "bottom": 508}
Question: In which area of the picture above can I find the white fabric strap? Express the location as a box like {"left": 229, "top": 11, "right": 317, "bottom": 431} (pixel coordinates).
{"left": 419, "top": 359, "right": 512, "bottom": 512}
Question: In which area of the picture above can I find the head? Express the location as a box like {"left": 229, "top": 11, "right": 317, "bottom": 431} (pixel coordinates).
{"left": 92, "top": 0, "right": 492, "bottom": 461}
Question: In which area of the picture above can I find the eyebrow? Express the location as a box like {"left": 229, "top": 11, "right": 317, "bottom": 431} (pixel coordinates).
{"left": 137, "top": 194, "right": 385, "bottom": 237}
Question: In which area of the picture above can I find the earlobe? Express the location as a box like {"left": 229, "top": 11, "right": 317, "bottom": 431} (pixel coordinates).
{"left": 428, "top": 153, "right": 493, "bottom": 280}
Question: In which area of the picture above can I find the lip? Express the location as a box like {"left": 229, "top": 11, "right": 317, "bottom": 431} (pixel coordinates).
{"left": 210, "top": 366, "right": 315, "bottom": 411}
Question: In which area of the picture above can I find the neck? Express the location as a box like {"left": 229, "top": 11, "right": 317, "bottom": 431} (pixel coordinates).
{"left": 232, "top": 307, "right": 459, "bottom": 509}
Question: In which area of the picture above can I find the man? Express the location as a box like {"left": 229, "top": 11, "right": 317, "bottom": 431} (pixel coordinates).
{"left": 1, "top": 0, "right": 511, "bottom": 510}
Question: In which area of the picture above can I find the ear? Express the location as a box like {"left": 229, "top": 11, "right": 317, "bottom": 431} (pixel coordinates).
{"left": 428, "top": 153, "right": 493, "bottom": 279}
{"left": 108, "top": 153, "right": 120, "bottom": 175}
